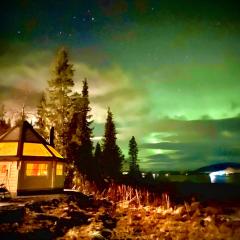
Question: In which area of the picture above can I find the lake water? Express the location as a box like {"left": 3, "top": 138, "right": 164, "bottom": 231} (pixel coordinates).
{"left": 155, "top": 173, "right": 240, "bottom": 184}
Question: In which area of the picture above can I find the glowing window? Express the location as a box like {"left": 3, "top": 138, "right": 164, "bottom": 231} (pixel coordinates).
{"left": 23, "top": 143, "right": 52, "bottom": 157}
{"left": 0, "top": 165, "right": 7, "bottom": 174}
{"left": 56, "top": 163, "right": 63, "bottom": 175}
{"left": 26, "top": 163, "right": 48, "bottom": 176}
{"left": 47, "top": 145, "right": 63, "bottom": 158}
{"left": 0, "top": 142, "right": 18, "bottom": 156}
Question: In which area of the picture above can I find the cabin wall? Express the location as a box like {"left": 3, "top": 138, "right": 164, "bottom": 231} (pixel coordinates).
{"left": 54, "top": 162, "right": 65, "bottom": 189}
{"left": 17, "top": 160, "right": 65, "bottom": 192}
{"left": 17, "top": 161, "right": 53, "bottom": 191}
{"left": 0, "top": 160, "right": 19, "bottom": 196}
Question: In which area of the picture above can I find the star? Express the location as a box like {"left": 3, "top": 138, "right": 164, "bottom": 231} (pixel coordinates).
{"left": 17, "top": 30, "right": 21, "bottom": 34}
{"left": 91, "top": 17, "right": 95, "bottom": 21}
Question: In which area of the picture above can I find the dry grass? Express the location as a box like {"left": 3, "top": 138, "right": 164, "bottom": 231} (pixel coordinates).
{"left": 100, "top": 183, "right": 171, "bottom": 209}
{"left": 66, "top": 181, "right": 240, "bottom": 239}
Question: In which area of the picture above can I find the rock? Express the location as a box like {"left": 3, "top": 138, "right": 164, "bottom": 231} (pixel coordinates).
{"left": 36, "top": 213, "right": 59, "bottom": 222}
{"left": 65, "top": 190, "right": 94, "bottom": 208}
{"left": 21, "top": 227, "right": 54, "bottom": 240}
{"left": 103, "top": 219, "right": 116, "bottom": 229}
{"left": 99, "top": 213, "right": 117, "bottom": 229}
{"left": 51, "top": 199, "right": 60, "bottom": 207}
{"left": 0, "top": 204, "right": 25, "bottom": 223}
{"left": 68, "top": 210, "right": 90, "bottom": 224}
{"left": 101, "top": 228, "right": 112, "bottom": 238}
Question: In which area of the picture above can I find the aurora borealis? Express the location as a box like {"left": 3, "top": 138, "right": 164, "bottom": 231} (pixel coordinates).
{"left": 1, "top": 0, "right": 240, "bottom": 171}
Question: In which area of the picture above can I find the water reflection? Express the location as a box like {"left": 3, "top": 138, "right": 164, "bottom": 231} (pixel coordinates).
{"left": 154, "top": 173, "right": 240, "bottom": 184}
{"left": 209, "top": 173, "right": 240, "bottom": 184}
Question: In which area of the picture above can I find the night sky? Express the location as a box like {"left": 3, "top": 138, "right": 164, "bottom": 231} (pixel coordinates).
{"left": 1, "top": 0, "right": 240, "bottom": 171}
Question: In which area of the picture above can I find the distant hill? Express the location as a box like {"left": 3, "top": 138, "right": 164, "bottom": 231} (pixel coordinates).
{"left": 194, "top": 162, "right": 240, "bottom": 173}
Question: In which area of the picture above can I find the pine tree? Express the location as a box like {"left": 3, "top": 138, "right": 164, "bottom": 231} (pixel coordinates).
{"left": 66, "top": 79, "right": 96, "bottom": 181}
{"left": 15, "top": 105, "right": 27, "bottom": 126}
{"left": 36, "top": 93, "right": 49, "bottom": 140}
{"left": 93, "top": 142, "right": 102, "bottom": 182}
{"left": 47, "top": 47, "right": 74, "bottom": 157}
{"left": 76, "top": 79, "right": 94, "bottom": 178}
{"left": 0, "top": 104, "right": 6, "bottom": 121}
{"left": 101, "top": 108, "right": 123, "bottom": 179}
{"left": 94, "top": 142, "right": 102, "bottom": 165}
{"left": 0, "top": 104, "right": 10, "bottom": 135}
{"left": 128, "top": 136, "right": 141, "bottom": 179}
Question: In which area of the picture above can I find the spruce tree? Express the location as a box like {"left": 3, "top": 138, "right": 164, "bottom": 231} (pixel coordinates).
{"left": 128, "top": 136, "right": 141, "bottom": 178}
{"left": 47, "top": 47, "right": 74, "bottom": 156}
{"left": 65, "top": 92, "right": 82, "bottom": 187}
{"left": 77, "top": 79, "right": 94, "bottom": 178}
{"left": 101, "top": 108, "right": 123, "bottom": 179}
{"left": 67, "top": 79, "right": 96, "bottom": 180}
{"left": 0, "top": 104, "right": 6, "bottom": 121}
{"left": 0, "top": 104, "right": 10, "bottom": 135}
{"left": 15, "top": 105, "right": 27, "bottom": 126}
{"left": 94, "top": 142, "right": 102, "bottom": 165}
{"left": 93, "top": 142, "right": 102, "bottom": 182}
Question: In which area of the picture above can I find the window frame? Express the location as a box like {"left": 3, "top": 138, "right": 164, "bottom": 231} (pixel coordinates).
{"left": 56, "top": 163, "right": 63, "bottom": 176}
{"left": 0, "top": 164, "right": 7, "bottom": 174}
{"left": 25, "top": 163, "right": 48, "bottom": 176}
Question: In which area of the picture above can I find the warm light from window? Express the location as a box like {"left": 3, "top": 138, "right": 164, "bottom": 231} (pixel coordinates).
{"left": 23, "top": 143, "right": 52, "bottom": 157}
{"left": 26, "top": 163, "right": 48, "bottom": 176}
{"left": 56, "top": 163, "right": 63, "bottom": 175}
{"left": 0, "top": 142, "right": 18, "bottom": 156}
{"left": 0, "top": 165, "right": 7, "bottom": 174}
{"left": 47, "top": 145, "right": 63, "bottom": 158}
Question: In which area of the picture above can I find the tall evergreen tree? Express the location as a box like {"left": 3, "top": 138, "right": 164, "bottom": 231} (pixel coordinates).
{"left": 66, "top": 79, "right": 97, "bottom": 181}
{"left": 128, "top": 136, "right": 141, "bottom": 178}
{"left": 15, "top": 104, "right": 27, "bottom": 126}
{"left": 101, "top": 108, "right": 123, "bottom": 179}
{"left": 0, "top": 104, "right": 6, "bottom": 121}
{"left": 47, "top": 47, "right": 74, "bottom": 156}
{"left": 94, "top": 142, "right": 102, "bottom": 165}
{"left": 0, "top": 104, "right": 10, "bottom": 135}
{"left": 77, "top": 79, "right": 95, "bottom": 178}
{"left": 36, "top": 93, "right": 49, "bottom": 140}
{"left": 93, "top": 142, "right": 102, "bottom": 182}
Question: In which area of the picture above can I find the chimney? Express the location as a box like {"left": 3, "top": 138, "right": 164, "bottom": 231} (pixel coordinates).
{"left": 50, "top": 127, "right": 55, "bottom": 147}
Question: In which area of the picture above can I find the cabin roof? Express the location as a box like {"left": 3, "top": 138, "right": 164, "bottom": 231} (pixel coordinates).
{"left": 0, "top": 121, "right": 63, "bottom": 159}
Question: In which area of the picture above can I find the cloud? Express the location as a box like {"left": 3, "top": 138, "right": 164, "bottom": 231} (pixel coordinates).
{"left": 2, "top": 44, "right": 240, "bottom": 172}
{"left": 0, "top": 85, "right": 41, "bottom": 105}
{"left": 71, "top": 46, "right": 111, "bottom": 67}
{"left": 0, "top": 47, "right": 144, "bottom": 144}
{"left": 138, "top": 116, "right": 240, "bottom": 170}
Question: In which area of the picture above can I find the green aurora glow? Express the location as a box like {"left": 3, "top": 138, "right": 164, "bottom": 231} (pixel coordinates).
{"left": 1, "top": 0, "right": 240, "bottom": 171}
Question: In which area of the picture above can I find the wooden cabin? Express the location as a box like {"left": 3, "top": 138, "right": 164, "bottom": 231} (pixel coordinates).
{"left": 0, "top": 121, "right": 65, "bottom": 196}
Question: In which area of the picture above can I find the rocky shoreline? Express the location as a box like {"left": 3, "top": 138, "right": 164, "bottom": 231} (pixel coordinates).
{"left": 1, "top": 191, "right": 240, "bottom": 239}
